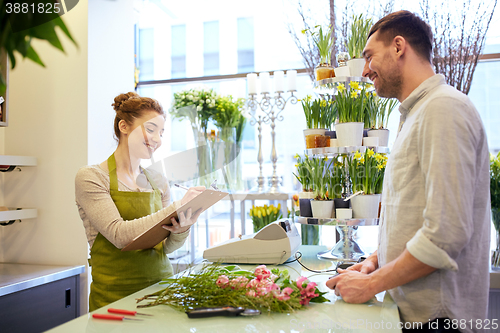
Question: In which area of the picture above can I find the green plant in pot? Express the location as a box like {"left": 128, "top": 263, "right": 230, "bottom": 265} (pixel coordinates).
{"left": 0, "top": 2, "right": 77, "bottom": 95}
{"left": 306, "top": 156, "right": 334, "bottom": 218}
{"left": 328, "top": 157, "right": 349, "bottom": 213}
{"left": 302, "top": 96, "right": 336, "bottom": 149}
{"left": 346, "top": 14, "right": 373, "bottom": 77}
{"left": 365, "top": 92, "right": 398, "bottom": 147}
{"left": 347, "top": 149, "right": 387, "bottom": 218}
{"left": 491, "top": 152, "right": 500, "bottom": 268}
{"left": 334, "top": 81, "right": 368, "bottom": 147}
{"left": 303, "top": 25, "right": 335, "bottom": 81}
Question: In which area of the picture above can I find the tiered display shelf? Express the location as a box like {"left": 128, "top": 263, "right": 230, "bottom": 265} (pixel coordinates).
{"left": 297, "top": 76, "right": 385, "bottom": 262}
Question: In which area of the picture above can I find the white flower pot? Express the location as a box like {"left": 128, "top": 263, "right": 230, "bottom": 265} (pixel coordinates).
{"left": 347, "top": 58, "right": 366, "bottom": 77}
{"left": 335, "top": 122, "right": 364, "bottom": 147}
{"left": 310, "top": 200, "right": 334, "bottom": 218}
{"left": 351, "top": 194, "right": 381, "bottom": 218}
{"left": 334, "top": 66, "right": 350, "bottom": 77}
{"left": 298, "top": 191, "right": 315, "bottom": 199}
{"left": 362, "top": 136, "right": 379, "bottom": 147}
{"left": 368, "top": 129, "right": 390, "bottom": 147}
{"left": 303, "top": 128, "right": 327, "bottom": 149}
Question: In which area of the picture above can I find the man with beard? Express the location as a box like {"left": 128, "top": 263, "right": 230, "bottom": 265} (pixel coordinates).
{"left": 326, "top": 10, "right": 491, "bottom": 333}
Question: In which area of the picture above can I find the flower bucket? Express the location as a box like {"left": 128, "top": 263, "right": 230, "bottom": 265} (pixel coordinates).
{"left": 310, "top": 200, "right": 334, "bottom": 218}
{"left": 351, "top": 194, "right": 381, "bottom": 218}
{"left": 347, "top": 58, "right": 366, "bottom": 77}
{"left": 303, "top": 128, "right": 326, "bottom": 149}
{"left": 368, "top": 129, "right": 390, "bottom": 147}
{"left": 298, "top": 192, "right": 315, "bottom": 217}
{"left": 335, "top": 122, "right": 363, "bottom": 147}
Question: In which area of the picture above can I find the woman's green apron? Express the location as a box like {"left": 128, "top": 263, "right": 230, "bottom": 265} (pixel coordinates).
{"left": 88, "top": 154, "right": 173, "bottom": 311}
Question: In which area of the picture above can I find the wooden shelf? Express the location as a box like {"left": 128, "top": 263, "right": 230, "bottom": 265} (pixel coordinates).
{"left": 0, "top": 155, "right": 37, "bottom": 167}
{"left": 0, "top": 209, "right": 37, "bottom": 222}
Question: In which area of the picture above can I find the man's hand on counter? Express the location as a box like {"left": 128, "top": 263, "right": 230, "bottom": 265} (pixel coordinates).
{"left": 326, "top": 269, "right": 378, "bottom": 304}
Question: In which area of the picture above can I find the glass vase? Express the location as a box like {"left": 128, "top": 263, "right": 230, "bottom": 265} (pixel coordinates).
{"left": 218, "top": 127, "right": 237, "bottom": 191}
{"left": 192, "top": 125, "right": 212, "bottom": 188}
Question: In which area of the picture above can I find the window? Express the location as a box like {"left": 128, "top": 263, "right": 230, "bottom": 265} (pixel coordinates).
{"left": 204, "top": 21, "right": 220, "bottom": 76}
{"left": 171, "top": 25, "right": 187, "bottom": 79}
{"left": 138, "top": 28, "right": 154, "bottom": 81}
{"left": 237, "top": 17, "right": 254, "bottom": 73}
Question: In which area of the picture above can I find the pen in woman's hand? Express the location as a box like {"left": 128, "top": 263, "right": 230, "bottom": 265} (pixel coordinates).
{"left": 174, "top": 184, "right": 189, "bottom": 191}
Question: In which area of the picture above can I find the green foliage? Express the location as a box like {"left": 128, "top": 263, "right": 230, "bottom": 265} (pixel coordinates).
{"left": 327, "top": 157, "right": 346, "bottom": 199}
{"left": 364, "top": 90, "right": 398, "bottom": 129}
{"left": 306, "top": 156, "right": 332, "bottom": 200}
{"left": 334, "top": 81, "right": 368, "bottom": 123}
{"left": 347, "top": 149, "right": 387, "bottom": 195}
{"left": 136, "top": 263, "right": 327, "bottom": 313}
{"left": 293, "top": 154, "right": 313, "bottom": 191}
{"left": 0, "top": 1, "right": 77, "bottom": 94}
{"left": 301, "top": 95, "right": 336, "bottom": 129}
{"left": 491, "top": 152, "right": 500, "bottom": 231}
{"left": 346, "top": 14, "right": 373, "bottom": 59}
{"left": 303, "top": 25, "right": 335, "bottom": 64}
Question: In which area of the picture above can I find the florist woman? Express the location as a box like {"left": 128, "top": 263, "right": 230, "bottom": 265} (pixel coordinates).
{"left": 75, "top": 92, "right": 204, "bottom": 311}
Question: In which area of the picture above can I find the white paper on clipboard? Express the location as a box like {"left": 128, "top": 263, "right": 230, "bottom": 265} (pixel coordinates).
{"left": 121, "top": 189, "right": 228, "bottom": 251}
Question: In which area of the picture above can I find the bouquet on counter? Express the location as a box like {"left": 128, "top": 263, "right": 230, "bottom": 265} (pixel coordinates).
{"left": 136, "top": 263, "right": 328, "bottom": 313}
{"left": 250, "top": 204, "right": 288, "bottom": 233}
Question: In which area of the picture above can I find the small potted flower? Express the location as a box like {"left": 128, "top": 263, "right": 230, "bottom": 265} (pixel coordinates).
{"left": 347, "top": 149, "right": 387, "bottom": 218}
{"left": 346, "top": 14, "right": 373, "bottom": 77}
{"left": 301, "top": 96, "right": 336, "bottom": 149}
{"left": 307, "top": 156, "right": 334, "bottom": 218}
{"left": 333, "top": 81, "right": 368, "bottom": 147}
{"left": 366, "top": 94, "right": 398, "bottom": 147}
{"left": 491, "top": 152, "right": 500, "bottom": 269}
{"left": 303, "top": 25, "right": 335, "bottom": 81}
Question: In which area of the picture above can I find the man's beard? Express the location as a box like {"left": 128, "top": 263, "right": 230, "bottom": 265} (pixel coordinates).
{"left": 375, "top": 53, "right": 403, "bottom": 99}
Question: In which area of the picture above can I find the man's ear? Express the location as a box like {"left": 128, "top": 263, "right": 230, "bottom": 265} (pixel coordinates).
{"left": 393, "top": 36, "right": 406, "bottom": 58}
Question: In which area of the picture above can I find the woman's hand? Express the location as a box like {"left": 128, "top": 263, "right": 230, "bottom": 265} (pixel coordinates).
{"left": 181, "top": 186, "right": 205, "bottom": 205}
{"left": 162, "top": 208, "right": 202, "bottom": 234}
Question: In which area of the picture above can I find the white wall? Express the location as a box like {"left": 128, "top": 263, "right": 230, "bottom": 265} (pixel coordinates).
{"left": 1, "top": 1, "right": 88, "bottom": 313}
{"left": 88, "top": 0, "right": 136, "bottom": 165}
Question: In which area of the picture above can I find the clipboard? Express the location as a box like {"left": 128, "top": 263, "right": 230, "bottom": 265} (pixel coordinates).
{"left": 121, "top": 189, "right": 228, "bottom": 251}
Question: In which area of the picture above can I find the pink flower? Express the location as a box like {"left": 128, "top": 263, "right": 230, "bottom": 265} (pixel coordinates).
{"left": 254, "top": 265, "right": 271, "bottom": 280}
{"left": 305, "top": 282, "right": 318, "bottom": 297}
{"left": 296, "top": 276, "right": 308, "bottom": 289}
{"left": 229, "top": 276, "right": 249, "bottom": 289}
{"left": 246, "top": 278, "right": 259, "bottom": 289}
{"left": 246, "top": 289, "right": 256, "bottom": 297}
{"left": 300, "top": 297, "right": 311, "bottom": 306}
{"left": 216, "top": 275, "right": 229, "bottom": 288}
{"left": 282, "top": 287, "right": 293, "bottom": 296}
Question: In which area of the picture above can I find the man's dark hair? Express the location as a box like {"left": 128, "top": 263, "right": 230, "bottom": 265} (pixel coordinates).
{"left": 368, "top": 10, "right": 433, "bottom": 63}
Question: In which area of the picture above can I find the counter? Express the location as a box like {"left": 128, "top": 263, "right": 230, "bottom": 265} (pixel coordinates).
{"left": 0, "top": 263, "right": 85, "bottom": 333}
{"left": 48, "top": 246, "right": 402, "bottom": 333}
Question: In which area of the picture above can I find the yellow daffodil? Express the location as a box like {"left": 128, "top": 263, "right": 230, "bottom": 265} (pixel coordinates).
{"left": 372, "top": 91, "right": 377, "bottom": 97}
{"left": 367, "top": 149, "right": 375, "bottom": 157}
{"left": 354, "top": 151, "right": 362, "bottom": 159}
{"left": 294, "top": 154, "right": 300, "bottom": 159}
{"left": 359, "top": 157, "right": 365, "bottom": 164}
{"left": 349, "top": 81, "right": 360, "bottom": 91}
{"left": 304, "top": 95, "right": 312, "bottom": 102}
{"left": 320, "top": 100, "right": 327, "bottom": 107}
{"left": 337, "top": 83, "right": 346, "bottom": 92}
{"left": 377, "top": 164, "right": 384, "bottom": 170}
{"left": 301, "top": 29, "right": 307, "bottom": 35}
{"left": 350, "top": 91, "right": 358, "bottom": 98}
{"left": 375, "top": 153, "right": 383, "bottom": 161}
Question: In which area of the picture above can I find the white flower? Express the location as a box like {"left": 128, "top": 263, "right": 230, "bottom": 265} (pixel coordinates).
{"left": 209, "top": 103, "right": 215, "bottom": 108}
{"left": 196, "top": 105, "right": 202, "bottom": 111}
{"left": 187, "top": 94, "right": 193, "bottom": 100}
{"left": 206, "top": 99, "right": 211, "bottom": 103}
{"left": 200, "top": 100, "right": 204, "bottom": 104}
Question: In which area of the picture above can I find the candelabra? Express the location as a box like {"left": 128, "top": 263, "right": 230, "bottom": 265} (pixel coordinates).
{"left": 247, "top": 91, "right": 298, "bottom": 193}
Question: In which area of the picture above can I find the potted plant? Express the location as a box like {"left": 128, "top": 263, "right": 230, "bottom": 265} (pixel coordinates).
{"left": 333, "top": 81, "right": 368, "bottom": 147}
{"left": 293, "top": 154, "right": 314, "bottom": 217}
{"left": 301, "top": 96, "right": 336, "bottom": 149}
{"left": 491, "top": 152, "right": 500, "bottom": 269}
{"left": 327, "top": 157, "right": 349, "bottom": 216}
{"left": 367, "top": 95, "right": 398, "bottom": 147}
{"left": 304, "top": 25, "right": 335, "bottom": 81}
{"left": 347, "top": 149, "right": 387, "bottom": 218}
{"left": 345, "top": 14, "right": 373, "bottom": 77}
{"left": 307, "top": 157, "right": 334, "bottom": 218}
